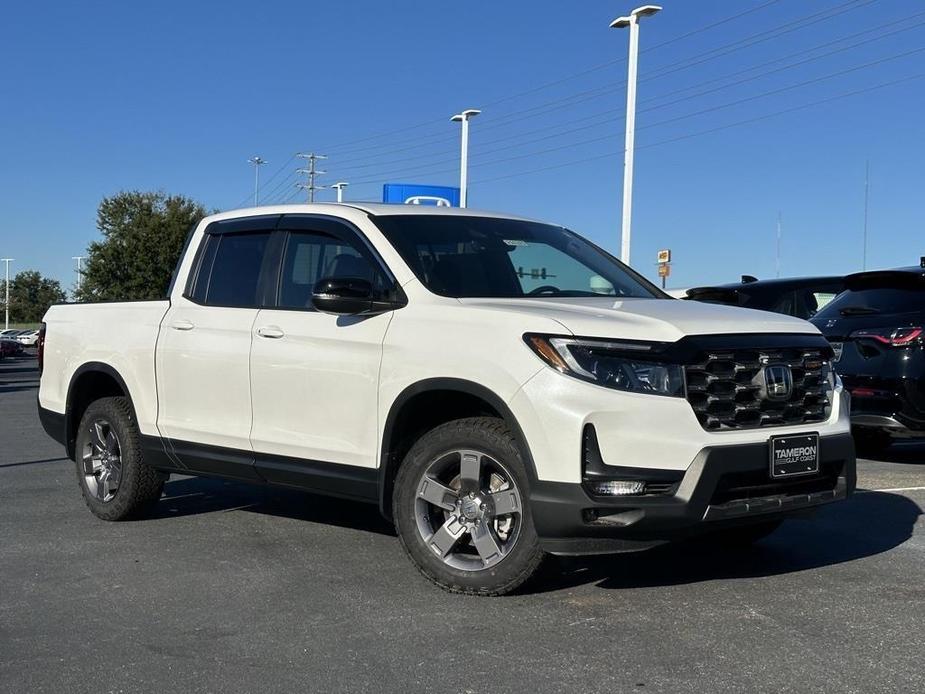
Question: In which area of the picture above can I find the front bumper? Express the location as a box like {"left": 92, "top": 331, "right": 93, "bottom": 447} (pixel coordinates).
{"left": 530, "top": 432, "right": 856, "bottom": 555}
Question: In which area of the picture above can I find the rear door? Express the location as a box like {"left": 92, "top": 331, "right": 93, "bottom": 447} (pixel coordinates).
{"left": 156, "top": 215, "right": 281, "bottom": 479}
{"left": 248, "top": 215, "right": 396, "bottom": 494}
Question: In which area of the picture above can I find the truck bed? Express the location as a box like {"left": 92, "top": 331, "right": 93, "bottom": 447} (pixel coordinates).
{"left": 39, "top": 300, "right": 170, "bottom": 437}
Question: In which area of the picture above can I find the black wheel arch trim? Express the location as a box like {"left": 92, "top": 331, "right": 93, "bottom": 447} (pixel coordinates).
{"left": 63, "top": 362, "right": 138, "bottom": 460}
{"left": 377, "top": 377, "right": 538, "bottom": 517}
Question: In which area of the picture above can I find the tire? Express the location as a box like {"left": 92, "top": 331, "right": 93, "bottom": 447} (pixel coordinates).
{"left": 74, "top": 396, "right": 165, "bottom": 521}
{"left": 393, "top": 417, "right": 545, "bottom": 596}
{"left": 707, "top": 519, "right": 782, "bottom": 547}
{"left": 854, "top": 428, "right": 892, "bottom": 457}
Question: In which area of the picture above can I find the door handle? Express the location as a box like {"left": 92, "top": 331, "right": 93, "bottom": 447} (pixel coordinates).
{"left": 170, "top": 320, "right": 194, "bottom": 331}
{"left": 256, "top": 326, "right": 285, "bottom": 339}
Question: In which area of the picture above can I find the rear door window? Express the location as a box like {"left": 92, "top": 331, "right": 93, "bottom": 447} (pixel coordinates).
{"left": 204, "top": 232, "right": 273, "bottom": 307}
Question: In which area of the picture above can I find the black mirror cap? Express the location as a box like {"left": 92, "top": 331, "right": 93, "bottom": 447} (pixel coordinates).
{"left": 311, "top": 277, "right": 406, "bottom": 316}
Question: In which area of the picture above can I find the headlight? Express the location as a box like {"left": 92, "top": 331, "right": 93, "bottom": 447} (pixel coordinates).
{"left": 525, "top": 334, "right": 685, "bottom": 397}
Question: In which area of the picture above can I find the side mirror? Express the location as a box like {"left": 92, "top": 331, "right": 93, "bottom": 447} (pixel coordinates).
{"left": 311, "top": 277, "right": 404, "bottom": 316}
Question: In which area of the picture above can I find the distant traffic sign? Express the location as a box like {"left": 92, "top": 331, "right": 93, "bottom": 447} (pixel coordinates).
{"left": 657, "top": 249, "right": 671, "bottom": 264}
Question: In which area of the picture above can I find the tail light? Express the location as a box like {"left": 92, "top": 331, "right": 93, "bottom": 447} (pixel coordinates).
{"left": 37, "top": 323, "right": 46, "bottom": 374}
{"left": 850, "top": 327, "right": 922, "bottom": 347}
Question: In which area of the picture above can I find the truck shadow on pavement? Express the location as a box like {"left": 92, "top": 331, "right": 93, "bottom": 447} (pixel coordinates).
{"left": 154, "top": 477, "right": 921, "bottom": 593}
{"left": 864, "top": 441, "right": 925, "bottom": 464}
{"left": 155, "top": 476, "right": 394, "bottom": 536}
{"left": 540, "top": 491, "right": 922, "bottom": 593}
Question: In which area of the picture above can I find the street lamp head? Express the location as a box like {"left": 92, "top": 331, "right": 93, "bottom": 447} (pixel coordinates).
{"left": 333, "top": 181, "right": 349, "bottom": 188}
{"left": 610, "top": 5, "right": 661, "bottom": 28}
{"left": 451, "top": 108, "right": 481, "bottom": 122}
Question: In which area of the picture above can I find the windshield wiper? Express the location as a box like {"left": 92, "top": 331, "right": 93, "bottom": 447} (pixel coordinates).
{"left": 838, "top": 306, "right": 880, "bottom": 316}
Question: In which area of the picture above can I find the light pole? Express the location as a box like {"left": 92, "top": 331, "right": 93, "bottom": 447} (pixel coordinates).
{"left": 331, "top": 181, "right": 349, "bottom": 203}
{"left": 72, "top": 256, "right": 85, "bottom": 295}
{"left": 451, "top": 109, "right": 480, "bottom": 208}
{"left": 248, "top": 156, "right": 267, "bottom": 206}
{"left": 611, "top": 5, "right": 661, "bottom": 265}
{"left": 1, "top": 258, "right": 12, "bottom": 330}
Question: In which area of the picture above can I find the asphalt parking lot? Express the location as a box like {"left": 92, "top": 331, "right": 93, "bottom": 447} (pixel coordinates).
{"left": 1, "top": 356, "right": 924, "bottom": 694}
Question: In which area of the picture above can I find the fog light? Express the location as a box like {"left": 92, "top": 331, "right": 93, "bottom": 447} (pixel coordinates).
{"left": 590, "top": 480, "right": 645, "bottom": 496}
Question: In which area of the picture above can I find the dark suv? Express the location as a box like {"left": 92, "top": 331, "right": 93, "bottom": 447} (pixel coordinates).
{"left": 685, "top": 276, "right": 845, "bottom": 320}
{"left": 812, "top": 262, "right": 925, "bottom": 452}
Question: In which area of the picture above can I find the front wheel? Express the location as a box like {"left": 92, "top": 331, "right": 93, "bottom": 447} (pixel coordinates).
{"left": 74, "top": 396, "right": 165, "bottom": 521}
{"left": 393, "top": 417, "right": 545, "bottom": 596}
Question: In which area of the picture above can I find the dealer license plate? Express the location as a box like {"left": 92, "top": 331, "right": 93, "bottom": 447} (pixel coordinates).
{"left": 769, "top": 434, "right": 820, "bottom": 478}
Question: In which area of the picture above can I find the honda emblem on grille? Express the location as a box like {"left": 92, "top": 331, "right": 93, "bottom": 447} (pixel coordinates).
{"left": 763, "top": 364, "right": 793, "bottom": 401}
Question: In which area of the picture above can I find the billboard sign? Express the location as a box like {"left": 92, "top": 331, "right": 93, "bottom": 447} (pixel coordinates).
{"left": 383, "top": 183, "right": 461, "bottom": 207}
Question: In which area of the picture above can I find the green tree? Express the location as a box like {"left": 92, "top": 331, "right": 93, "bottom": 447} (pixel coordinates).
{"left": 8, "top": 270, "right": 67, "bottom": 323}
{"left": 77, "top": 191, "right": 208, "bottom": 302}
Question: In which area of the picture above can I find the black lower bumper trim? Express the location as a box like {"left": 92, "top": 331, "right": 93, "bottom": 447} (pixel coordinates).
{"left": 530, "top": 432, "right": 856, "bottom": 555}
{"left": 38, "top": 404, "right": 67, "bottom": 448}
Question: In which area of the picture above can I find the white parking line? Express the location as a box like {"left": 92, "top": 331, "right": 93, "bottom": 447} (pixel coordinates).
{"left": 859, "top": 486, "right": 925, "bottom": 494}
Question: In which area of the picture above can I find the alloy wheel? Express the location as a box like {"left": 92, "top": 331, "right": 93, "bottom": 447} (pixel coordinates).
{"left": 414, "top": 449, "right": 523, "bottom": 571}
{"left": 81, "top": 419, "right": 123, "bottom": 503}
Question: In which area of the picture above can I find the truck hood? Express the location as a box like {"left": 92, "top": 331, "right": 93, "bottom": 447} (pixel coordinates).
{"left": 457, "top": 297, "right": 818, "bottom": 342}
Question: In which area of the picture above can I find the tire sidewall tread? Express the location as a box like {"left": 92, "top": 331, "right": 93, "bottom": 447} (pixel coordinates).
{"left": 393, "top": 416, "right": 545, "bottom": 596}
{"left": 74, "top": 396, "right": 164, "bottom": 521}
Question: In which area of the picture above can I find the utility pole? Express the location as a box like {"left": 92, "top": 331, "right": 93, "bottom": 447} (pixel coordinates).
{"left": 776, "top": 211, "right": 782, "bottom": 278}
{"left": 863, "top": 160, "right": 870, "bottom": 271}
{"left": 248, "top": 156, "right": 267, "bottom": 206}
{"left": 331, "top": 181, "right": 349, "bottom": 203}
{"left": 2, "top": 258, "right": 12, "bottom": 330}
{"left": 297, "top": 153, "right": 327, "bottom": 203}
{"left": 72, "top": 256, "right": 85, "bottom": 295}
{"left": 451, "top": 109, "right": 480, "bottom": 208}
{"left": 611, "top": 5, "right": 662, "bottom": 265}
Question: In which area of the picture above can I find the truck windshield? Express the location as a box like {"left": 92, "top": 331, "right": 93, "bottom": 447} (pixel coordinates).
{"left": 372, "top": 214, "right": 662, "bottom": 299}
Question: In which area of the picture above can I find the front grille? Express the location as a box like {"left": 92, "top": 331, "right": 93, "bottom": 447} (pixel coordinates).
{"left": 685, "top": 347, "right": 831, "bottom": 430}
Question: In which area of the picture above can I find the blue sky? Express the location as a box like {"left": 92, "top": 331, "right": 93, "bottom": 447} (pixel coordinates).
{"left": 1, "top": 0, "right": 923, "bottom": 293}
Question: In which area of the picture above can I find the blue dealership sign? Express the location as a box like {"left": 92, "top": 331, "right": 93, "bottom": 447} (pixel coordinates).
{"left": 383, "top": 183, "right": 460, "bottom": 207}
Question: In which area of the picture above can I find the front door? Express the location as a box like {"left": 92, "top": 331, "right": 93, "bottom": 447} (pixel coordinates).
{"left": 248, "top": 217, "right": 396, "bottom": 495}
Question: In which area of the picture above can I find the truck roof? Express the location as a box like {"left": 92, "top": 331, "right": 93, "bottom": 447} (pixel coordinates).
{"left": 219, "top": 202, "right": 539, "bottom": 222}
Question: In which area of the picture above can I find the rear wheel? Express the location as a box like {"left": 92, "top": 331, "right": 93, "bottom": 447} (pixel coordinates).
{"left": 74, "top": 397, "right": 165, "bottom": 521}
{"left": 393, "top": 417, "right": 545, "bottom": 596}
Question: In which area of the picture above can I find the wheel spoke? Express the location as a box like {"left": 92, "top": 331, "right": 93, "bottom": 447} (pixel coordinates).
{"left": 458, "top": 450, "right": 482, "bottom": 490}
{"left": 489, "top": 487, "right": 521, "bottom": 517}
{"left": 426, "top": 517, "right": 467, "bottom": 558}
{"left": 470, "top": 520, "right": 503, "bottom": 566}
{"left": 417, "top": 476, "right": 457, "bottom": 511}
{"left": 105, "top": 430, "right": 119, "bottom": 455}
{"left": 90, "top": 422, "right": 106, "bottom": 452}
{"left": 97, "top": 469, "right": 111, "bottom": 500}
{"left": 81, "top": 453, "right": 98, "bottom": 476}
{"left": 107, "top": 463, "right": 122, "bottom": 489}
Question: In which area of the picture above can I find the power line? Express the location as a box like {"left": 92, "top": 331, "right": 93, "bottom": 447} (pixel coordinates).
{"left": 335, "top": 16, "right": 925, "bottom": 177}
{"left": 468, "top": 71, "right": 924, "bottom": 186}
{"left": 324, "top": 0, "right": 875, "bottom": 164}
{"left": 339, "top": 41, "right": 925, "bottom": 186}
{"left": 321, "top": 0, "right": 790, "bottom": 155}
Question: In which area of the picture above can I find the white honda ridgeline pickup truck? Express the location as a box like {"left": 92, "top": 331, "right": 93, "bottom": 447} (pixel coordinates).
{"left": 38, "top": 204, "right": 856, "bottom": 595}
